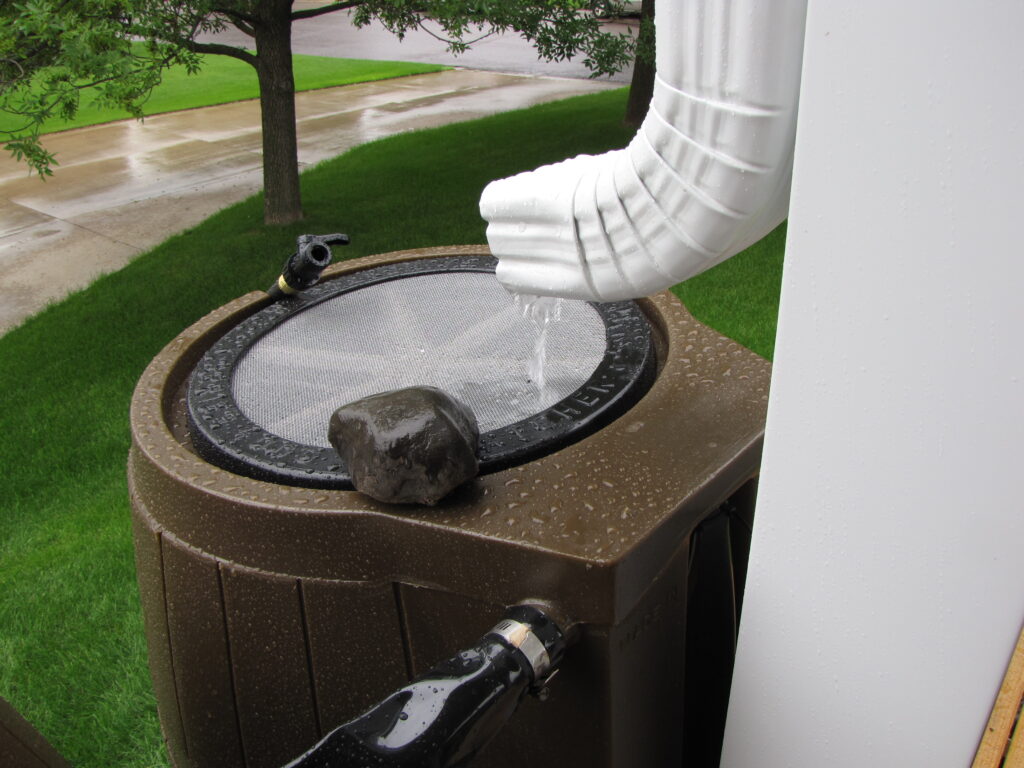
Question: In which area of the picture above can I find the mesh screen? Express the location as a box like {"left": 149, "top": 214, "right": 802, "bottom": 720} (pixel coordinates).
{"left": 232, "top": 272, "right": 606, "bottom": 448}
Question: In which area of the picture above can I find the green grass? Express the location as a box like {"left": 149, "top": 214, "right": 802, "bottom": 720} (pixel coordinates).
{"left": 671, "top": 222, "right": 787, "bottom": 361}
{"left": 0, "top": 87, "right": 784, "bottom": 768}
{"left": 0, "top": 52, "right": 446, "bottom": 136}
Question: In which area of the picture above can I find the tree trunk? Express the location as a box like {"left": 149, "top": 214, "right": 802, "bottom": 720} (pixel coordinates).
{"left": 624, "top": 0, "right": 655, "bottom": 129}
{"left": 254, "top": 0, "right": 303, "bottom": 225}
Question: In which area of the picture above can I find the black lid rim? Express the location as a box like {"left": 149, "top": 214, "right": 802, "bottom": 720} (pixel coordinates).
{"left": 186, "top": 255, "right": 656, "bottom": 491}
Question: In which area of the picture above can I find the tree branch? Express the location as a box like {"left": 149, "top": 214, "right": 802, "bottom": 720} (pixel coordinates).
{"left": 228, "top": 17, "right": 257, "bottom": 37}
{"left": 185, "top": 40, "right": 258, "bottom": 66}
{"left": 212, "top": 6, "right": 257, "bottom": 25}
{"left": 212, "top": 7, "right": 257, "bottom": 36}
{"left": 415, "top": 18, "right": 495, "bottom": 49}
{"left": 291, "top": 2, "right": 362, "bottom": 21}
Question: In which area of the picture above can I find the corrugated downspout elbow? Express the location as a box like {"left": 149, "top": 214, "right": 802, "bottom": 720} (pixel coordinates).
{"left": 480, "top": 0, "right": 808, "bottom": 301}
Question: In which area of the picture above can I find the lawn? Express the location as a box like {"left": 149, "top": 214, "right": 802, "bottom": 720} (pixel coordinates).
{"left": 0, "top": 87, "right": 784, "bottom": 768}
{"left": 0, "top": 51, "right": 446, "bottom": 136}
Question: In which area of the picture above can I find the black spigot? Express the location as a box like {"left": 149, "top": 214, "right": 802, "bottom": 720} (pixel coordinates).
{"left": 281, "top": 603, "right": 571, "bottom": 768}
{"left": 267, "top": 233, "right": 350, "bottom": 299}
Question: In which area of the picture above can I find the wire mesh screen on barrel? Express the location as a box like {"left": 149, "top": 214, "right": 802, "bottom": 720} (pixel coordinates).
{"left": 187, "top": 256, "right": 656, "bottom": 489}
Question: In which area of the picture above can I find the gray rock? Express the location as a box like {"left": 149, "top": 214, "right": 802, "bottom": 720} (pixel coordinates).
{"left": 328, "top": 386, "right": 480, "bottom": 505}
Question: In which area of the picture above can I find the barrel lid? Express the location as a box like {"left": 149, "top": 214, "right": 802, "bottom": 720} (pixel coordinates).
{"left": 186, "top": 255, "right": 656, "bottom": 489}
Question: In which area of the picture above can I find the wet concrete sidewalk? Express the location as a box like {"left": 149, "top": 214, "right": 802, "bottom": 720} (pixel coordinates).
{"left": 0, "top": 69, "right": 617, "bottom": 333}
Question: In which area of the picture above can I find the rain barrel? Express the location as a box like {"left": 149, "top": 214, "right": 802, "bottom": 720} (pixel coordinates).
{"left": 128, "top": 245, "right": 770, "bottom": 768}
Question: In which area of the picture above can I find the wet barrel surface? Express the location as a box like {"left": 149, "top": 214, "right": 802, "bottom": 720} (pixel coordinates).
{"left": 128, "top": 245, "right": 772, "bottom": 768}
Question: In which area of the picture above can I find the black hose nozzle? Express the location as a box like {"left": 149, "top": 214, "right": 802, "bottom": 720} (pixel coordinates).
{"left": 281, "top": 602, "right": 572, "bottom": 768}
{"left": 267, "top": 233, "right": 350, "bottom": 299}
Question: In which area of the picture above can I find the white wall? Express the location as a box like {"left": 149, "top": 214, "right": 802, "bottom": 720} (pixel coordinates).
{"left": 721, "top": 3, "right": 1024, "bottom": 767}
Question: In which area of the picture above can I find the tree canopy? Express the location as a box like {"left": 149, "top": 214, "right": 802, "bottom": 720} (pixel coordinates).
{"left": 1, "top": 1, "right": 635, "bottom": 223}
{"left": 0, "top": 1, "right": 210, "bottom": 173}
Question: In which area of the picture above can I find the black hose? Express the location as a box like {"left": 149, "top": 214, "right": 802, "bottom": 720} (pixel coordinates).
{"left": 281, "top": 603, "right": 570, "bottom": 768}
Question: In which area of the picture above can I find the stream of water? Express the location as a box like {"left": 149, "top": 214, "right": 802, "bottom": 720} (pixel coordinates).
{"left": 513, "top": 292, "right": 564, "bottom": 394}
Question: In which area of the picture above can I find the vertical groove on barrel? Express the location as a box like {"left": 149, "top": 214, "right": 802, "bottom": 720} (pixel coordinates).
{"left": 162, "top": 536, "right": 245, "bottom": 768}
{"left": 130, "top": 505, "right": 189, "bottom": 767}
{"left": 295, "top": 581, "right": 323, "bottom": 739}
{"left": 215, "top": 566, "right": 248, "bottom": 768}
{"left": 391, "top": 582, "right": 415, "bottom": 682}
{"left": 301, "top": 578, "right": 408, "bottom": 733}
{"left": 398, "top": 585, "right": 498, "bottom": 676}
{"left": 220, "top": 564, "right": 319, "bottom": 768}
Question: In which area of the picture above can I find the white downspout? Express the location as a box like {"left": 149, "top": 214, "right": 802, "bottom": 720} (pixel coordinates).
{"left": 480, "top": 0, "right": 808, "bottom": 301}
{"left": 483, "top": 4, "right": 1024, "bottom": 767}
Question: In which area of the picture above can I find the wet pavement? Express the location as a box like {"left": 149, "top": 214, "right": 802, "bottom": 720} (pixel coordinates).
{"left": 0, "top": 69, "right": 620, "bottom": 333}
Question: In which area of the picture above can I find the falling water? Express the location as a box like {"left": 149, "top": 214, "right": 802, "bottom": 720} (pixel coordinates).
{"left": 513, "top": 293, "right": 564, "bottom": 394}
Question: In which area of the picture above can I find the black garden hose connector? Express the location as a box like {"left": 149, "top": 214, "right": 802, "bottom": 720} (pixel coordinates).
{"left": 492, "top": 602, "right": 573, "bottom": 694}
{"left": 267, "top": 233, "right": 350, "bottom": 300}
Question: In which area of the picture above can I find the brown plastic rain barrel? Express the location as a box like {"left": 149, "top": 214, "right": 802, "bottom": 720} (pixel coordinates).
{"left": 128, "top": 245, "right": 770, "bottom": 768}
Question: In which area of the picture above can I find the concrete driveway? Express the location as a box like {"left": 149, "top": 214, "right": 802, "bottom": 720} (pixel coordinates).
{"left": 0, "top": 12, "right": 635, "bottom": 333}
